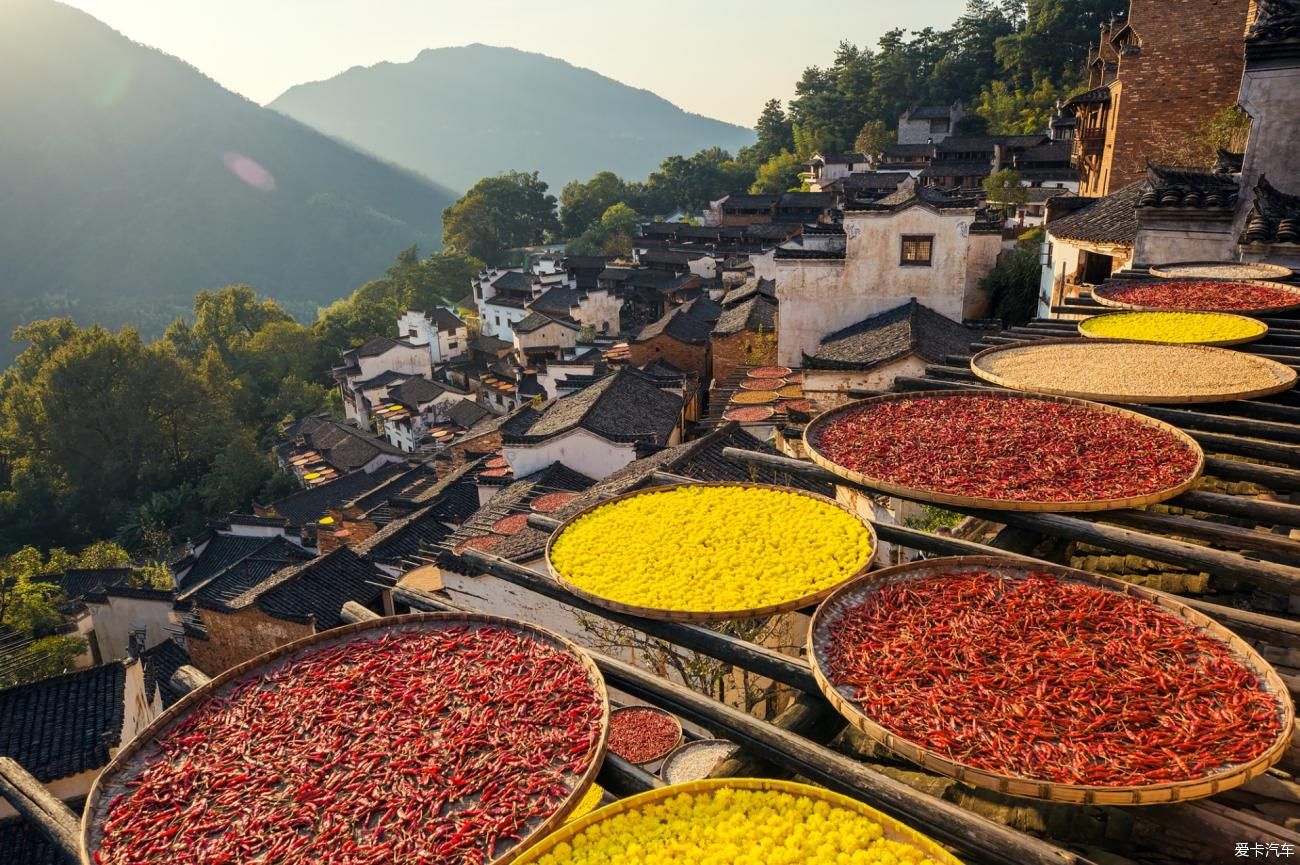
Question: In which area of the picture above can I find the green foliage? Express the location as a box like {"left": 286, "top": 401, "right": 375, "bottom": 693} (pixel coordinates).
{"left": 750, "top": 99, "right": 795, "bottom": 164}
{"left": 441, "top": 171, "right": 560, "bottom": 264}
{"left": 750, "top": 151, "right": 805, "bottom": 195}
{"left": 853, "top": 121, "right": 895, "bottom": 162}
{"left": 983, "top": 168, "right": 1028, "bottom": 216}
{"left": 903, "top": 506, "right": 963, "bottom": 533}
{"left": 567, "top": 203, "right": 644, "bottom": 258}
{"left": 973, "top": 77, "right": 1065, "bottom": 135}
{"left": 1153, "top": 105, "right": 1253, "bottom": 169}
{"left": 982, "top": 229, "right": 1047, "bottom": 325}
{"left": 560, "top": 172, "right": 633, "bottom": 238}
{"left": 644, "top": 148, "right": 752, "bottom": 213}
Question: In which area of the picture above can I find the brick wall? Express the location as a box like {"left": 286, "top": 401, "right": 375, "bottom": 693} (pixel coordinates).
{"left": 187, "top": 607, "right": 312, "bottom": 676}
{"left": 1103, "top": 0, "right": 1250, "bottom": 192}
{"left": 711, "top": 331, "right": 778, "bottom": 383}
{"left": 626, "top": 335, "right": 709, "bottom": 381}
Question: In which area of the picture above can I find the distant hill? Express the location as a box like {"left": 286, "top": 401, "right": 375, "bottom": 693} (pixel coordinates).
{"left": 269, "top": 44, "right": 756, "bottom": 192}
{"left": 0, "top": 0, "right": 457, "bottom": 364}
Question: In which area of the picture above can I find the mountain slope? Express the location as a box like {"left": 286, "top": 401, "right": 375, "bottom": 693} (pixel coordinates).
{"left": 270, "top": 44, "right": 755, "bottom": 192}
{"left": 0, "top": 0, "right": 457, "bottom": 361}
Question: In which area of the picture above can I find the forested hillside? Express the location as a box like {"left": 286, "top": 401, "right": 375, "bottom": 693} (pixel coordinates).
{"left": 269, "top": 44, "right": 755, "bottom": 192}
{"left": 0, "top": 0, "right": 458, "bottom": 365}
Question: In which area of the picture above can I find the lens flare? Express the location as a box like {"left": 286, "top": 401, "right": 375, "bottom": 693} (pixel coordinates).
{"left": 221, "top": 152, "right": 276, "bottom": 191}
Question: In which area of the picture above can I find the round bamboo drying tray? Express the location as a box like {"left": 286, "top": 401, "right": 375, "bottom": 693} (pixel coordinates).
{"left": 80, "top": 612, "right": 610, "bottom": 865}
{"left": 808, "top": 556, "right": 1294, "bottom": 806}
{"left": 1092, "top": 278, "right": 1300, "bottom": 315}
{"left": 608, "top": 705, "right": 683, "bottom": 765}
{"left": 544, "top": 481, "right": 878, "bottom": 623}
{"left": 803, "top": 389, "right": 1204, "bottom": 513}
{"left": 1077, "top": 311, "right": 1269, "bottom": 347}
{"left": 1148, "top": 261, "right": 1294, "bottom": 281}
{"left": 659, "top": 738, "right": 738, "bottom": 784}
{"left": 970, "top": 338, "right": 1297, "bottom": 404}
{"left": 512, "top": 777, "right": 964, "bottom": 864}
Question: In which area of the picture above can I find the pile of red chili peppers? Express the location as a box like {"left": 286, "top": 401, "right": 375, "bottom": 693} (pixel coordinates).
{"left": 823, "top": 570, "right": 1283, "bottom": 786}
{"left": 813, "top": 396, "right": 1199, "bottom": 503}
{"left": 1097, "top": 280, "right": 1300, "bottom": 312}
{"left": 96, "top": 626, "right": 604, "bottom": 865}
{"left": 608, "top": 708, "right": 681, "bottom": 764}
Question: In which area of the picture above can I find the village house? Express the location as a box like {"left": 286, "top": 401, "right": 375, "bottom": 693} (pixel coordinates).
{"left": 473, "top": 261, "right": 571, "bottom": 341}
{"left": 627, "top": 296, "right": 720, "bottom": 382}
{"left": 897, "top": 102, "right": 965, "bottom": 146}
{"left": 512, "top": 311, "right": 582, "bottom": 358}
{"left": 1037, "top": 184, "right": 1141, "bottom": 314}
{"left": 877, "top": 143, "right": 935, "bottom": 176}
{"left": 184, "top": 546, "right": 394, "bottom": 676}
{"left": 529, "top": 276, "right": 621, "bottom": 336}
{"left": 711, "top": 279, "right": 779, "bottom": 383}
{"left": 534, "top": 347, "right": 606, "bottom": 400}
{"left": 802, "top": 299, "right": 985, "bottom": 401}
{"left": 275, "top": 414, "right": 408, "bottom": 483}
{"left": 1063, "top": 0, "right": 1251, "bottom": 197}
{"left": 372, "top": 376, "right": 474, "bottom": 453}
{"left": 920, "top": 134, "right": 1051, "bottom": 191}
{"left": 257, "top": 460, "right": 413, "bottom": 529}
{"left": 334, "top": 336, "right": 434, "bottom": 424}
{"left": 79, "top": 584, "right": 178, "bottom": 665}
{"left": 0, "top": 660, "right": 159, "bottom": 820}
{"left": 397, "top": 307, "right": 469, "bottom": 364}
{"left": 769, "top": 178, "right": 1002, "bottom": 367}
{"left": 800, "top": 152, "right": 871, "bottom": 190}
{"left": 820, "top": 171, "right": 913, "bottom": 207}
{"left": 498, "top": 367, "right": 687, "bottom": 480}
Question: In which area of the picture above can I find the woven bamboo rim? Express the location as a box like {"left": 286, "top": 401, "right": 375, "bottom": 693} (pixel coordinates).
{"left": 970, "top": 338, "right": 1297, "bottom": 404}
{"left": 803, "top": 389, "right": 1204, "bottom": 513}
{"left": 1148, "top": 261, "right": 1294, "bottom": 281}
{"left": 512, "top": 777, "right": 964, "bottom": 864}
{"left": 659, "top": 738, "right": 738, "bottom": 784}
{"left": 1092, "top": 277, "right": 1300, "bottom": 315}
{"left": 79, "top": 612, "right": 610, "bottom": 865}
{"left": 808, "top": 556, "right": 1294, "bottom": 806}
{"left": 544, "top": 481, "right": 879, "bottom": 622}
{"left": 609, "top": 706, "right": 683, "bottom": 765}
{"left": 1077, "top": 311, "right": 1269, "bottom": 347}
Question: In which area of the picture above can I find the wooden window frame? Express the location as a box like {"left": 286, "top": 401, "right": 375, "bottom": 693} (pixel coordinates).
{"left": 900, "top": 235, "right": 934, "bottom": 267}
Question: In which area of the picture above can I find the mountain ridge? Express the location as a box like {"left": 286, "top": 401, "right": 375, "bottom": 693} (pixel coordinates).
{"left": 269, "top": 43, "right": 755, "bottom": 191}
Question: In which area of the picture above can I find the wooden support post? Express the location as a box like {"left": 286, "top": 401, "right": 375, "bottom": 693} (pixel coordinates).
{"left": 709, "top": 692, "right": 845, "bottom": 780}
{"left": 598, "top": 752, "right": 664, "bottom": 796}
{"left": 0, "top": 757, "right": 81, "bottom": 864}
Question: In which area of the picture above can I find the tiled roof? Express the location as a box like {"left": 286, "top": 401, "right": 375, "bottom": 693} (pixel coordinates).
{"left": 350, "top": 462, "right": 438, "bottom": 514}
{"left": 58, "top": 567, "right": 133, "bottom": 601}
{"left": 502, "top": 369, "right": 683, "bottom": 445}
{"left": 882, "top": 143, "right": 935, "bottom": 157}
{"left": 719, "top": 193, "right": 780, "bottom": 209}
{"left": 289, "top": 416, "right": 406, "bottom": 472}
{"left": 491, "top": 270, "right": 535, "bottom": 291}
{"left": 1247, "top": 0, "right": 1300, "bottom": 45}
{"left": 1138, "top": 163, "right": 1239, "bottom": 210}
{"left": 1215, "top": 149, "right": 1245, "bottom": 175}
{"left": 1242, "top": 175, "right": 1300, "bottom": 246}
{"left": 1064, "top": 86, "right": 1112, "bottom": 108}
{"left": 529, "top": 284, "right": 586, "bottom": 317}
{"left": 805, "top": 300, "right": 979, "bottom": 371}
{"left": 471, "top": 334, "right": 513, "bottom": 355}
{"left": 0, "top": 663, "right": 125, "bottom": 782}
{"left": 241, "top": 547, "right": 395, "bottom": 629}
{"left": 562, "top": 255, "right": 611, "bottom": 270}
{"left": 351, "top": 369, "right": 411, "bottom": 391}
{"left": 390, "top": 376, "right": 448, "bottom": 408}
{"left": 184, "top": 536, "right": 311, "bottom": 605}
{"left": 636, "top": 299, "right": 717, "bottom": 346}
{"left": 269, "top": 462, "right": 411, "bottom": 526}
{"left": 920, "top": 161, "right": 992, "bottom": 178}
{"left": 425, "top": 307, "right": 465, "bottom": 334}
{"left": 141, "top": 638, "right": 191, "bottom": 709}
{"left": 1018, "top": 143, "right": 1073, "bottom": 165}
{"left": 905, "top": 105, "right": 954, "bottom": 120}
{"left": 849, "top": 179, "right": 983, "bottom": 213}
{"left": 1045, "top": 182, "right": 1142, "bottom": 246}
{"left": 448, "top": 399, "right": 492, "bottom": 429}
{"left": 0, "top": 808, "right": 77, "bottom": 865}
{"left": 175, "top": 533, "right": 272, "bottom": 591}
{"left": 814, "top": 152, "right": 867, "bottom": 165}
{"left": 714, "top": 293, "right": 777, "bottom": 337}
{"left": 515, "top": 311, "right": 580, "bottom": 334}
{"left": 778, "top": 192, "right": 835, "bottom": 209}
{"left": 833, "top": 172, "right": 912, "bottom": 191}
{"left": 936, "top": 135, "right": 1047, "bottom": 153}
{"left": 356, "top": 336, "right": 420, "bottom": 358}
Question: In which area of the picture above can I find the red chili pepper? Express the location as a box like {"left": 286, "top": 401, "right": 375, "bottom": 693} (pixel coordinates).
{"left": 96, "top": 626, "right": 603, "bottom": 864}
{"left": 813, "top": 395, "right": 1199, "bottom": 504}
{"left": 608, "top": 708, "right": 680, "bottom": 764}
{"left": 823, "top": 570, "right": 1285, "bottom": 787}
{"left": 1097, "top": 279, "right": 1299, "bottom": 312}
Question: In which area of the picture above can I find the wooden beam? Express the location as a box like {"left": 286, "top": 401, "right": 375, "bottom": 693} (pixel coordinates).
{"left": 595, "top": 654, "right": 1091, "bottom": 865}
{"left": 598, "top": 753, "right": 665, "bottom": 797}
{"left": 1174, "top": 491, "right": 1300, "bottom": 528}
{"left": 340, "top": 601, "right": 381, "bottom": 624}
{"left": 0, "top": 757, "right": 80, "bottom": 864}
{"left": 1093, "top": 509, "right": 1300, "bottom": 558}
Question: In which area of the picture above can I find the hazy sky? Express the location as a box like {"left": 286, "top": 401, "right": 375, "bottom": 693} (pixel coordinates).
{"left": 60, "top": 0, "right": 968, "bottom": 127}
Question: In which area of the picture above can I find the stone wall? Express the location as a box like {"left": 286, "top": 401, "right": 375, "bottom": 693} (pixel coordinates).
{"left": 188, "top": 607, "right": 313, "bottom": 677}
{"left": 711, "top": 330, "right": 778, "bottom": 384}
{"left": 627, "top": 334, "right": 709, "bottom": 381}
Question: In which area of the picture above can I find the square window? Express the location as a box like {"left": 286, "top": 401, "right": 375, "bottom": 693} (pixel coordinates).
{"left": 900, "top": 235, "right": 934, "bottom": 267}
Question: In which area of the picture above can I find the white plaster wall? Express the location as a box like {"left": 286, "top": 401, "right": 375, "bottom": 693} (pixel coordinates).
{"left": 1133, "top": 223, "right": 1237, "bottom": 270}
{"left": 1236, "top": 66, "right": 1300, "bottom": 251}
{"left": 86, "top": 596, "right": 177, "bottom": 661}
{"left": 503, "top": 429, "right": 636, "bottom": 480}
{"left": 803, "top": 357, "right": 927, "bottom": 400}
{"left": 537, "top": 363, "right": 598, "bottom": 400}
{"left": 482, "top": 305, "right": 531, "bottom": 341}
{"left": 575, "top": 289, "right": 622, "bottom": 334}
{"left": 775, "top": 207, "right": 995, "bottom": 366}
{"left": 688, "top": 257, "right": 718, "bottom": 279}
{"left": 514, "top": 322, "right": 579, "bottom": 353}
{"left": 356, "top": 346, "right": 433, "bottom": 381}
{"left": 223, "top": 524, "right": 285, "bottom": 539}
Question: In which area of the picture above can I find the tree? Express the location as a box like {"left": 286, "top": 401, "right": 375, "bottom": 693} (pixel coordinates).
{"left": 974, "top": 77, "right": 1063, "bottom": 134}
{"left": 752, "top": 98, "right": 795, "bottom": 163}
{"left": 983, "top": 168, "right": 1028, "bottom": 218}
{"left": 645, "top": 148, "right": 752, "bottom": 213}
{"left": 853, "top": 120, "right": 894, "bottom": 164}
{"left": 566, "top": 203, "right": 644, "bottom": 258}
{"left": 982, "top": 230, "right": 1046, "bottom": 325}
{"left": 750, "top": 151, "right": 804, "bottom": 195}
{"left": 441, "top": 171, "right": 559, "bottom": 264}
{"left": 559, "top": 172, "right": 630, "bottom": 238}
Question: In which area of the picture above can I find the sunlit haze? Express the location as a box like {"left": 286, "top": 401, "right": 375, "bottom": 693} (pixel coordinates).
{"left": 57, "top": 0, "right": 968, "bottom": 126}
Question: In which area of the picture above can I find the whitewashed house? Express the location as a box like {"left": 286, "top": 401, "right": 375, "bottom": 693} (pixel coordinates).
{"left": 772, "top": 179, "right": 1002, "bottom": 367}
{"left": 335, "top": 336, "right": 433, "bottom": 425}
{"left": 374, "top": 376, "right": 473, "bottom": 453}
{"left": 398, "top": 307, "right": 469, "bottom": 363}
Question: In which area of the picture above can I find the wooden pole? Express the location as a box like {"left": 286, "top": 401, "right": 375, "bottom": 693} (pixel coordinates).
{"left": 340, "top": 601, "right": 380, "bottom": 624}
{"left": 0, "top": 757, "right": 80, "bottom": 864}
{"left": 167, "top": 665, "right": 212, "bottom": 697}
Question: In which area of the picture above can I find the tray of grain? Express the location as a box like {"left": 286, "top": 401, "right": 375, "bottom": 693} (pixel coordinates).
{"left": 1148, "top": 261, "right": 1293, "bottom": 281}
{"left": 1078, "top": 311, "right": 1268, "bottom": 347}
{"left": 971, "top": 338, "right": 1296, "bottom": 404}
